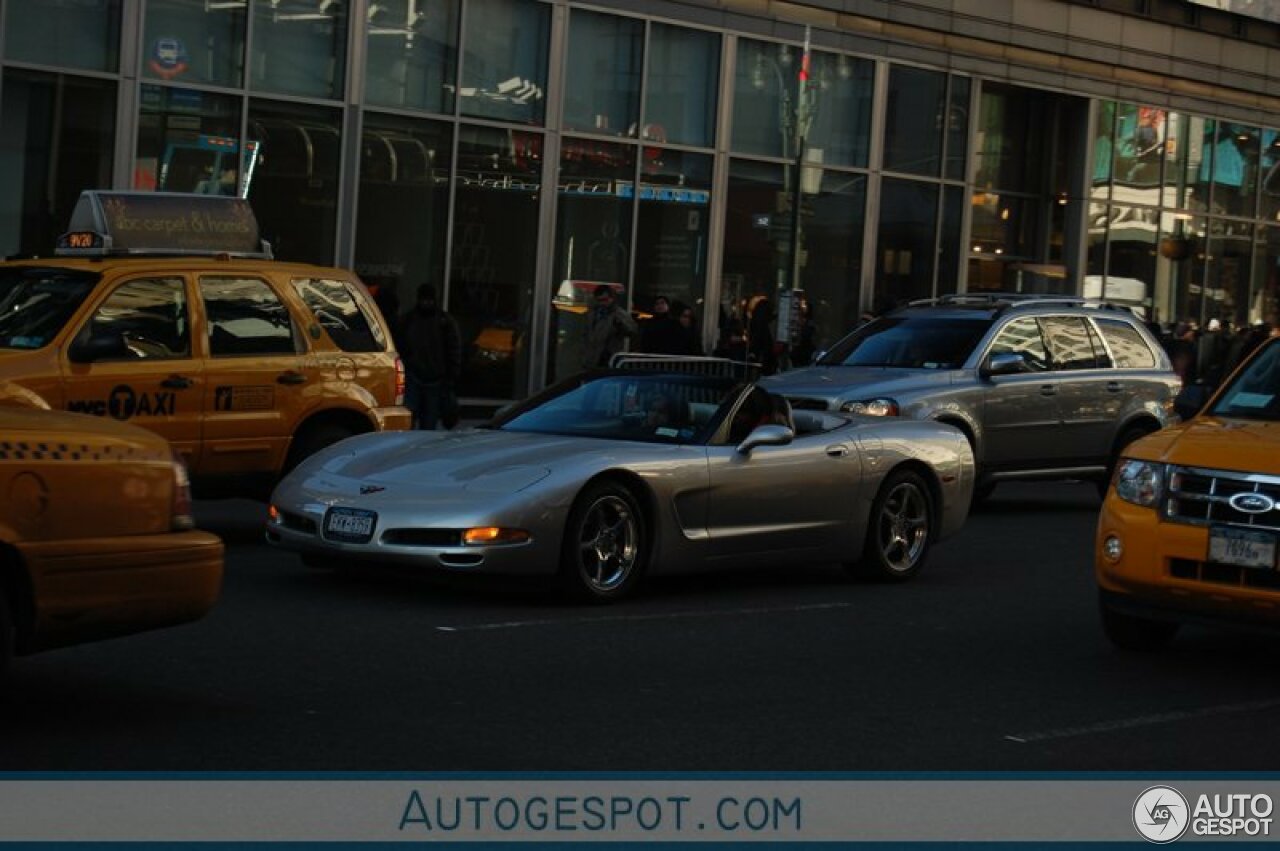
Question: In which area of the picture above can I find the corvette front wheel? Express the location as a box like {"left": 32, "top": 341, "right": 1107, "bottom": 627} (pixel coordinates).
{"left": 561, "top": 481, "right": 647, "bottom": 602}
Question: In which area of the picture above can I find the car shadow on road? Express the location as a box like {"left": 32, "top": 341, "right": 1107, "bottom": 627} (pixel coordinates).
{"left": 970, "top": 481, "right": 1104, "bottom": 515}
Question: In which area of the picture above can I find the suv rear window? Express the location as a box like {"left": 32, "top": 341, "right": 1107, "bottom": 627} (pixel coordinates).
{"left": 0, "top": 267, "right": 99, "bottom": 350}
{"left": 819, "top": 317, "right": 992, "bottom": 369}
{"left": 291, "top": 278, "right": 386, "bottom": 353}
{"left": 1095, "top": 318, "right": 1157, "bottom": 368}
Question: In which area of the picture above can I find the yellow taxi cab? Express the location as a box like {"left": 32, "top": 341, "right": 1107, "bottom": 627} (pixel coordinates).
{"left": 1096, "top": 334, "right": 1280, "bottom": 648}
{"left": 0, "top": 191, "right": 409, "bottom": 494}
{"left": 0, "top": 406, "right": 223, "bottom": 682}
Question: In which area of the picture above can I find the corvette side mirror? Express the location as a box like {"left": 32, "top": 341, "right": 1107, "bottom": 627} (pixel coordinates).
{"left": 736, "top": 424, "right": 794, "bottom": 454}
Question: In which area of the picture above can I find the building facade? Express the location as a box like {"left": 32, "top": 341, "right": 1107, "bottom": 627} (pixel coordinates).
{"left": 3, "top": 0, "right": 1280, "bottom": 403}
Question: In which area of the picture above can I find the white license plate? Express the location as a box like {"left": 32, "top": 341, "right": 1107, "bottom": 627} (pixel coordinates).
{"left": 324, "top": 508, "right": 376, "bottom": 542}
{"left": 1209, "top": 526, "right": 1277, "bottom": 570}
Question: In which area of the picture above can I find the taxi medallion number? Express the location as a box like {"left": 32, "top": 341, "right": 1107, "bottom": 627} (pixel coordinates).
{"left": 1209, "top": 526, "right": 1277, "bottom": 570}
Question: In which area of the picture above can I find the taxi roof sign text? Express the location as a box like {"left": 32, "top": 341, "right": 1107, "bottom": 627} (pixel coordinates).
{"left": 56, "top": 191, "right": 272, "bottom": 259}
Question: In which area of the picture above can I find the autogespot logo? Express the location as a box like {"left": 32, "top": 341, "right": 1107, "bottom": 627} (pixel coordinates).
{"left": 1134, "top": 786, "right": 1190, "bottom": 843}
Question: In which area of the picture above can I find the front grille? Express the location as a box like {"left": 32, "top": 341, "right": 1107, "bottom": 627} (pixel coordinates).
{"left": 1169, "top": 557, "right": 1280, "bottom": 591}
{"left": 379, "top": 528, "right": 462, "bottom": 547}
{"left": 278, "top": 509, "right": 317, "bottom": 534}
{"left": 1164, "top": 466, "right": 1280, "bottom": 533}
{"left": 786, "top": 397, "right": 830, "bottom": 411}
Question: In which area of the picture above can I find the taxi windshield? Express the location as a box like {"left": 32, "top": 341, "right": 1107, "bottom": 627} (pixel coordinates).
{"left": 0, "top": 267, "right": 99, "bottom": 350}
{"left": 1210, "top": 340, "right": 1280, "bottom": 421}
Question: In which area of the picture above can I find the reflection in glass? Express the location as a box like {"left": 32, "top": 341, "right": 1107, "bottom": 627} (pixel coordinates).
{"left": 937, "top": 186, "right": 964, "bottom": 296}
{"left": 1091, "top": 101, "right": 1116, "bottom": 204}
{"left": 563, "top": 9, "right": 642, "bottom": 137}
{"left": 365, "top": 0, "right": 458, "bottom": 113}
{"left": 460, "top": 0, "right": 550, "bottom": 125}
{"left": 875, "top": 179, "right": 938, "bottom": 309}
{"left": 720, "top": 160, "right": 785, "bottom": 353}
{"left": 144, "top": 0, "right": 245, "bottom": 86}
{"left": 803, "top": 51, "right": 873, "bottom": 169}
{"left": 1206, "top": 122, "right": 1260, "bottom": 218}
{"left": 89, "top": 278, "right": 191, "bottom": 360}
{"left": 1206, "top": 219, "right": 1255, "bottom": 329}
{"left": 136, "top": 86, "right": 243, "bottom": 196}
{"left": 1112, "top": 104, "right": 1165, "bottom": 189}
{"left": 548, "top": 140, "right": 635, "bottom": 384}
{"left": 251, "top": 0, "right": 348, "bottom": 99}
{"left": 1261, "top": 131, "right": 1280, "bottom": 222}
{"left": 5, "top": 0, "right": 120, "bottom": 71}
{"left": 451, "top": 124, "right": 542, "bottom": 399}
{"left": 1155, "top": 211, "right": 1205, "bottom": 331}
{"left": 731, "top": 39, "right": 796, "bottom": 159}
{"left": 1250, "top": 226, "right": 1280, "bottom": 328}
{"left": 247, "top": 99, "right": 342, "bottom": 264}
{"left": 884, "top": 65, "right": 945, "bottom": 177}
{"left": 796, "top": 171, "right": 865, "bottom": 352}
{"left": 355, "top": 114, "right": 452, "bottom": 319}
{"left": 1098, "top": 203, "right": 1158, "bottom": 316}
{"left": 973, "top": 82, "right": 1045, "bottom": 193}
{"left": 644, "top": 23, "right": 719, "bottom": 148}
{"left": 0, "top": 71, "right": 116, "bottom": 257}
{"left": 944, "top": 77, "right": 971, "bottom": 181}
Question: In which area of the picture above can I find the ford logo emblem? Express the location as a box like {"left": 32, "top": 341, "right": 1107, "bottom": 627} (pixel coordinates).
{"left": 1229, "top": 492, "right": 1277, "bottom": 514}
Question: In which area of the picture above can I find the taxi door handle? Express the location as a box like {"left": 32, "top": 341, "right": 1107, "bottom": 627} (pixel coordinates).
{"left": 161, "top": 374, "right": 193, "bottom": 389}
{"left": 277, "top": 371, "right": 308, "bottom": 386}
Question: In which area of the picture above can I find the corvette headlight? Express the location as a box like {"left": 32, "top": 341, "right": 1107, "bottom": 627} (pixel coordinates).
{"left": 1114, "top": 459, "right": 1163, "bottom": 507}
{"left": 840, "top": 398, "right": 899, "bottom": 417}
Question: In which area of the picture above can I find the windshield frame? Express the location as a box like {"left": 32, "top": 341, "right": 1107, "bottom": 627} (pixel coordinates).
{"left": 0, "top": 265, "right": 101, "bottom": 351}
{"left": 816, "top": 314, "right": 994, "bottom": 370}
{"left": 489, "top": 370, "right": 751, "bottom": 446}
{"left": 1207, "top": 337, "right": 1280, "bottom": 422}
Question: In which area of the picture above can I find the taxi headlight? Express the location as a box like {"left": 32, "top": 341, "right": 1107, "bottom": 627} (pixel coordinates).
{"left": 840, "top": 398, "right": 899, "bottom": 417}
{"left": 1114, "top": 459, "right": 1163, "bottom": 507}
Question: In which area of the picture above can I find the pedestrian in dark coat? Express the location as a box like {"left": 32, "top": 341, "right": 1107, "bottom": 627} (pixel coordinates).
{"left": 398, "top": 285, "right": 462, "bottom": 429}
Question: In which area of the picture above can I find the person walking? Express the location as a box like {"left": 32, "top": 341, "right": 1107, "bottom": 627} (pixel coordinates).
{"left": 640, "top": 295, "right": 685, "bottom": 354}
{"left": 398, "top": 284, "right": 462, "bottom": 430}
{"left": 581, "top": 284, "right": 640, "bottom": 370}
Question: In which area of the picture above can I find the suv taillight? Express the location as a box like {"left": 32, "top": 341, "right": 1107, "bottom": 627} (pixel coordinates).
{"left": 171, "top": 453, "right": 195, "bottom": 531}
{"left": 394, "top": 356, "right": 406, "bottom": 406}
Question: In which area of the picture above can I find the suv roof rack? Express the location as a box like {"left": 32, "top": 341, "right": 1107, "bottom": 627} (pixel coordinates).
{"left": 609, "top": 352, "right": 761, "bottom": 381}
{"left": 904, "top": 292, "right": 1136, "bottom": 317}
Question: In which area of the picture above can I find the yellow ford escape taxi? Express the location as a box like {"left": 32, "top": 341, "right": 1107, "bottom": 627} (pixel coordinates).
{"left": 0, "top": 406, "right": 223, "bottom": 683}
{"left": 1097, "top": 334, "right": 1280, "bottom": 648}
{"left": 0, "top": 191, "right": 409, "bottom": 493}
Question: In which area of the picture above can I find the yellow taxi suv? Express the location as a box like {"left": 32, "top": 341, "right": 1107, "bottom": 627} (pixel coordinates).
{"left": 1096, "top": 335, "right": 1280, "bottom": 649}
{"left": 0, "top": 191, "right": 409, "bottom": 495}
{"left": 0, "top": 406, "right": 224, "bottom": 684}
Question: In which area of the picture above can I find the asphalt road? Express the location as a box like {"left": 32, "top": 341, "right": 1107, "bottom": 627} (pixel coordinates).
{"left": 2, "top": 481, "right": 1278, "bottom": 771}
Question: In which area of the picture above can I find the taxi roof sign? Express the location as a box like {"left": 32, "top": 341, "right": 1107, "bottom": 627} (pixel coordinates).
{"left": 56, "top": 191, "right": 273, "bottom": 259}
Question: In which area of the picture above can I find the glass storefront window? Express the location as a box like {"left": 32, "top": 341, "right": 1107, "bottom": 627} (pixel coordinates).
{"left": 937, "top": 186, "right": 964, "bottom": 295}
{"left": 4, "top": 0, "right": 120, "bottom": 72}
{"left": 1181, "top": 116, "right": 1215, "bottom": 212}
{"left": 1207, "top": 219, "right": 1255, "bottom": 329}
{"left": 135, "top": 85, "right": 243, "bottom": 196}
{"left": 795, "top": 170, "right": 866, "bottom": 355}
{"left": 1091, "top": 101, "right": 1116, "bottom": 204}
{"left": 143, "top": 0, "right": 245, "bottom": 87}
{"left": 884, "top": 65, "right": 945, "bottom": 177}
{"left": 1261, "top": 130, "right": 1280, "bottom": 223}
{"left": 365, "top": 0, "right": 458, "bottom": 113}
{"left": 1112, "top": 104, "right": 1164, "bottom": 191}
{"left": 1209, "top": 122, "right": 1260, "bottom": 218}
{"left": 720, "top": 159, "right": 785, "bottom": 356}
{"left": 354, "top": 113, "right": 452, "bottom": 323}
{"left": 250, "top": 0, "right": 347, "bottom": 99}
{"left": 731, "top": 39, "right": 796, "bottom": 160}
{"left": 548, "top": 139, "right": 635, "bottom": 383}
{"left": 1087, "top": 202, "right": 1109, "bottom": 279}
{"left": 563, "top": 9, "right": 642, "bottom": 137}
{"left": 875, "top": 178, "right": 938, "bottom": 310}
{"left": 451, "top": 124, "right": 542, "bottom": 399}
{"left": 1251, "top": 226, "right": 1280, "bottom": 327}
{"left": 0, "top": 71, "right": 116, "bottom": 257}
{"left": 1100, "top": 203, "right": 1158, "bottom": 315}
{"left": 634, "top": 149, "right": 713, "bottom": 339}
{"left": 804, "top": 51, "right": 872, "bottom": 169}
{"left": 460, "top": 0, "right": 550, "bottom": 125}
{"left": 973, "top": 82, "right": 1045, "bottom": 194}
{"left": 246, "top": 99, "right": 342, "bottom": 264}
{"left": 944, "top": 77, "right": 971, "bottom": 181}
{"left": 644, "top": 23, "right": 718, "bottom": 148}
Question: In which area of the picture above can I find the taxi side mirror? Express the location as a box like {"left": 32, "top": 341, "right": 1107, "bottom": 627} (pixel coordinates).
{"left": 69, "top": 332, "right": 128, "bottom": 363}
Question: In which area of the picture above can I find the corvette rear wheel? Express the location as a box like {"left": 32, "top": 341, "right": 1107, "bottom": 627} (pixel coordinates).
{"left": 849, "top": 469, "right": 933, "bottom": 582}
{"left": 561, "top": 481, "right": 646, "bottom": 602}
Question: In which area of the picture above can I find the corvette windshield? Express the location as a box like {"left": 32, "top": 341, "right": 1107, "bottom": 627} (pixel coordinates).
{"left": 1210, "top": 340, "right": 1280, "bottom": 421}
{"left": 0, "top": 267, "right": 99, "bottom": 350}
{"left": 818, "top": 316, "right": 992, "bottom": 369}
{"left": 496, "top": 373, "right": 744, "bottom": 444}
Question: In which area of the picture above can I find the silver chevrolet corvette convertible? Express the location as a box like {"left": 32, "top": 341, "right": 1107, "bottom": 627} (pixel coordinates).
{"left": 266, "top": 367, "right": 975, "bottom": 601}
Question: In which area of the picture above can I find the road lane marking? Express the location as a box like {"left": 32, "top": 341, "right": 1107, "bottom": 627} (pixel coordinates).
{"left": 1004, "top": 697, "right": 1280, "bottom": 743}
{"left": 435, "top": 601, "right": 854, "bottom": 632}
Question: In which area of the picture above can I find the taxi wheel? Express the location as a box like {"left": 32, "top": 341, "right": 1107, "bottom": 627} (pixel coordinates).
{"left": 1099, "top": 597, "right": 1179, "bottom": 651}
{"left": 560, "top": 480, "right": 647, "bottom": 603}
{"left": 285, "top": 423, "right": 356, "bottom": 473}
{"left": 849, "top": 469, "right": 934, "bottom": 582}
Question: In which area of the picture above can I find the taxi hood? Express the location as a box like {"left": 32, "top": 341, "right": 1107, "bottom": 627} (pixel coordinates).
{"left": 1130, "top": 417, "right": 1280, "bottom": 476}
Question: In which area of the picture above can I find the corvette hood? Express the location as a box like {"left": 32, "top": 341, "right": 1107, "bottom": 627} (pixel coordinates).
{"left": 763, "top": 366, "right": 961, "bottom": 404}
{"left": 1128, "top": 417, "right": 1280, "bottom": 476}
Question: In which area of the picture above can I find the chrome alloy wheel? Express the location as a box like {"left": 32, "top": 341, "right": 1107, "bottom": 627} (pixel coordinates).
{"left": 575, "top": 494, "right": 639, "bottom": 593}
{"left": 875, "top": 480, "right": 929, "bottom": 573}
